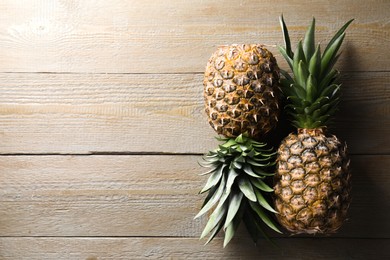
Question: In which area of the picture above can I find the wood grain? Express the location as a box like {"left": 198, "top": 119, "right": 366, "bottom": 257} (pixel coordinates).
{"left": 0, "top": 155, "right": 388, "bottom": 238}
{"left": 0, "top": 72, "right": 388, "bottom": 154}
{"left": 0, "top": 0, "right": 388, "bottom": 73}
{"left": 0, "top": 237, "right": 388, "bottom": 260}
{"left": 0, "top": 1, "right": 389, "bottom": 258}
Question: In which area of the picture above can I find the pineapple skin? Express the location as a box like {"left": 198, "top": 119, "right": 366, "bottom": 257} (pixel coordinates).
{"left": 274, "top": 128, "right": 351, "bottom": 234}
{"left": 203, "top": 44, "right": 281, "bottom": 139}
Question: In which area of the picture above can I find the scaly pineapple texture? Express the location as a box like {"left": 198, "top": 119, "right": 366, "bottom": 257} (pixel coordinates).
{"left": 274, "top": 16, "right": 353, "bottom": 234}
{"left": 204, "top": 44, "right": 281, "bottom": 139}
{"left": 275, "top": 128, "right": 350, "bottom": 233}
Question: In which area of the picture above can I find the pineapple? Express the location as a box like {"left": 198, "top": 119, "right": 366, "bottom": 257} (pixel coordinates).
{"left": 274, "top": 16, "right": 353, "bottom": 234}
{"left": 196, "top": 44, "right": 283, "bottom": 246}
{"left": 204, "top": 44, "right": 281, "bottom": 139}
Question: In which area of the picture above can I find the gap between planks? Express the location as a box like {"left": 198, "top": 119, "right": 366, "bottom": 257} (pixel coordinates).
{"left": 0, "top": 235, "right": 389, "bottom": 240}
{"left": 0, "top": 71, "right": 389, "bottom": 75}
{"left": 0, "top": 152, "right": 387, "bottom": 156}
{"left": 0, "top": 152, "right": 203, "bottom": 156}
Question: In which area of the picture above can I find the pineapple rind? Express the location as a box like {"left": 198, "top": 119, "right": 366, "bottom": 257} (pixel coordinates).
{"left": 274, "top": 128, "right": 351, "bottom": 234}
{"left": 204, "top": 44, "right": 281, "bottom": 139}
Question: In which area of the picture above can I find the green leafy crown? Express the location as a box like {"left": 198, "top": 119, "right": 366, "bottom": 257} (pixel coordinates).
{"left": 195, "top": 134, "right": 282, "bottom": 247}
{"left": 278, "top": 15, "right": 353, "bottom": 129}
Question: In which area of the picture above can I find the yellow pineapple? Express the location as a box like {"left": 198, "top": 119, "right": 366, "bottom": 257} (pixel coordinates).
{"left": 274, "top": 16, "right": 353, "bottom": 234}
{"left": 204, "top": 44, "right": 281, "bottom": 139}
{"left": 196, "top": 44, "right": 283, "bottom": 246}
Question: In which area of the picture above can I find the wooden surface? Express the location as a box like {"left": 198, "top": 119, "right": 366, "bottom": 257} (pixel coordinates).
{"left": 0, "top": 0, "right": 389, "bottom": 259}
{"left": 0, "top": 72, "right": 388, "bottom": 154}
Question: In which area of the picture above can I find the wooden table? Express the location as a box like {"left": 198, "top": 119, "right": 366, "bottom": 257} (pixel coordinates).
{"left": 0, "top": 1, "right": 388, "bottom": 259}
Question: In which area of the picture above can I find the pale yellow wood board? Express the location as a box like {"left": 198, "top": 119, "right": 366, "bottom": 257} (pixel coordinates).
{"left": 0, "top": 0, "right": 388, "bottom": 73}
{"left": 0, "top": 1, "right": 389, "bottom": 258}
{"left": 0, "top": 237, "right": 388, "bottom": 260}
{"left": 0, "top": 72, "right": 388, "bottom": 154}
{"left": 0, "top": 155, "right": 388, "bottom": 238}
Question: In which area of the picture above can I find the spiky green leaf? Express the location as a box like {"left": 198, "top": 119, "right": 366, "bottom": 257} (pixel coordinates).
{"left": 320, "top": 84, "right": 339, "bottom": 99}
{"left": 277, "top": 46, "right": 293, "bottom": 70}
{"left": 303, "top": 17, "right": 316, "bottom": 61}
{"left": 200, "top": 164, "right": 225, "bottom": 193}
{"left": 254, "top": 189, "right": 278, "bottom": 213}
{"left": 238, "top": 177, "right": 257, "bottom": 202}
{"left": 249, "top": 201, "right": 282, "bottom": 234}
{"left": 201, "top": 186, "right": 217, "bottom": 208}
{"left": 251, "top": 178, "right": 274, "bottom": 192}
{"left": 226, "top": 168, "right": 239, "bottom": 194}
{"left": 200, "top": 200, "right": 228, "bottom": 239}
{"left": 251, "top": 142, "right": 268, "bottom": 148}
{"left": 221, "top": 138, "right": 237, "bottom": 148}
{"left": 195, "top": 175, "right": 226, "bottom": 219}
{"left": 279, "top": 15, "right": 293, "bottom": 58}
{"left": 322, "top": 52, "right": 342, "bottom": 80}
{"left": 198, "top": 158, "right": 219, "bottom": 168}
{"left": 285, "top": 104, "right": 305, "bottom": 115}
{"left": 231, "top": 160, "right": 242, "bottom": 169}
{"left": 280, "top": 69, "right": 293, "bottom": 82}
{"left": 287, "top": 95, "right": 306, "bottom": 106}
{"left": 296, "top": 60, "right": 309, "bottom": 89}
{"left": 252, "top": 166, "right": 274, "bottom": 176}
{"left": 204, "top": 220, "right": 224, "bottom": 245}
{"left": 215, "top": 136, "right": 229, "bottom": 142}
{"left": 198, "top": 166, "right": 219, "bottom": 176}
{"left": 223, "top": 212, "right": 241, "bottom": 247}
{"left": 311, "top": 121, "right": 324, "bottom": 128}
{"left": 304, "top": 96, "right": 327, "bottom": 114}
{"left": 321, "top": 33, "right": 345, "bottom": 78}
{"left": 243, "top": 209, "right": 262, "bottom": 244}
{"left": 290, "top": 83, "right": 306, "bottom": 100}
{"left": 235, "top": 134, "right": 245, "bottom": 144}
{"left": 319, "top": 69, "right": 339, "bottom": 91}
{"left": 293, "top": 41, "right": 306, "bottom": 78}
{"left": 244, "top": 209, "right": 275, "bottom": 245}
{"left": 324, "top": 19, "right": 354, "bottom": 54}
{"left": 306, "top": 74, "right": 317, "bottom": 102}
{"left": 235, "top": 154, "right": 246, "bottom": 163}
{"left": 224, "top": 192, "right": 244, "bottom": 229}
{"left": 223, "top": 221, "right": 236, "bottom": 247}
{"left": 312, "top": 107, "right": 323, "bottom": 119}
{"left": 308, "top": 44, "right": 321, "bottom": 79}
{"left": 247, "top": 158, "right": 270, "bottom": 167}
{"left": 243, "top": 164, "right": 262, "bottom": 178}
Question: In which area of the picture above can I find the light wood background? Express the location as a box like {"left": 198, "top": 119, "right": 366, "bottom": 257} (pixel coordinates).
{"left": 0, "top": 0, "right": 389, "bottom": 259}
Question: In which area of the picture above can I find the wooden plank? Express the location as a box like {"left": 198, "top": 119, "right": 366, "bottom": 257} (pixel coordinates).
{"left": 0, "top": 0, "right": 388, "bottom": 73}
{"left": 0, "top": 73, "right": 208, "bottom": 154}
{"left": 0, "top": 72, "right": 388, "bottom": 154}
{"left": 0, "top": 237, "right": 388, "bottom": 259}
{"left": 0, "top": 155, "right": 388, "bottom": 238}
{"left": 0, "top": 155, "right": 205, "bottom": 237}
{"left": 333, "top": 72, "right": 390, "bottom": 154}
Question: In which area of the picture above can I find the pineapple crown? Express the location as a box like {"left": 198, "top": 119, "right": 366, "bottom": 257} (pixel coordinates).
{"left": 195, "top": 134, "right": 281, "bottom": 247}
{"left": 278, "top": 15, "right": 353, "bottom": 129}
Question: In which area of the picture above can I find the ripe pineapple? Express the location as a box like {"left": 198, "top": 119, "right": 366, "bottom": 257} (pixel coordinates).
{"left": 274, "top": 16, "right": 353, "bottom": 234}
{"left": 204, "top": 44, "right": 281, "bottom": 139}
{"left": 196, "top": 44, "right": 282, "bottom": 246}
